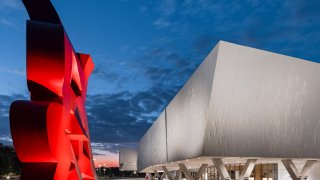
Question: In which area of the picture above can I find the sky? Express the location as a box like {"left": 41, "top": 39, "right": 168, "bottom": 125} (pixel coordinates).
{"left": 0, "top": 0, "right": 320, "bottom": 167}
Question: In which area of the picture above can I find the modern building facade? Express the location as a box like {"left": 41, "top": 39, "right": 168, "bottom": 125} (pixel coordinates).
{"left": 138, "top": 41, "right": 320, "bottom": 180}
{"left": 119, "top": 147, "right": 138, "bottom": 172}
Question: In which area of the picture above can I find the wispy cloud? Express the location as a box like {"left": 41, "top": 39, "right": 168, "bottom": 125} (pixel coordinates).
{"left": 0, "top": 18, "right": 14, "bottom": 28}
{"left": 0, "top": 0, "right": 24, "bottom": 29}
{"left": 0, "top": 94, "right": 27, "bottom": 140}
{"left": 91, "top": 142, "right": 137, "bottom": 155}
{"left": 0, "top": 67, "right": 25, "bottom": 76}
{"left": 153, "top": 18, "right": 171, "bottom": 28}
{"left": 159, "top": 0, "right": 176, "bottom": 16}
{"left": 0, "top": 135, "right": 12, "bottom": 143}
{"left": 0, "top": 0, "right": 23, "bottom": 10}
{"left": 86, "top": 86, "right": 177, "bottom": 143}
{"left": 139, "top": 5, "right": 147, "bottom": 13}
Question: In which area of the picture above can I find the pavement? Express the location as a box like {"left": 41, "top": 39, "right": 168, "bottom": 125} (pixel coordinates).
{"left": 98, "top": 178, "right": 144, "bottom": 180}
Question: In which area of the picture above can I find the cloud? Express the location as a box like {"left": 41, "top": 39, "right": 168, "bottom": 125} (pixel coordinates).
{"left": 86, "top": 85, "right": 178, "bottom": 143}
{"left": 159, "top": 0, "right": 176, "bottom": 16}
{"left": 89, "top": 44, "right": 200, "bottom": 95}
{"left": 153, "top": 0, "right": 320, "bottom": 62}
{"left": 0, "top": 67, "right": 25, "bottom": 76}
{"left": 0, "top": 0, "right": 24, "bottom": 29}
{"left": 0, "top": 0, "right": 23, "bottom": 10}
{"left": 0, "top": 135, "right": 12, "bottom": 143}
{"left": 0, "top": 18, "right": 14, "bottom": 28}
{"left": 85, "top": 36, "right": 212, "bottom": 159}
{"left": 91, "top": 68, "right": 128, "bottom": 88}
{"left": 134, "top": 47, "right": 201, "bottom": 87}
{"left": 153, "top": 19, "right": 171, "bottom": 28}
{"left": 192, "top": 35, "right": 219, "bottom": 53}
{"left": 0, "top": 94, "right": 27, "bottom": 144}
{"left": 139, "top": 5, "right": 147, "bottom": 13}
{"left": 91, "top": 142, "right": 137, "bottom": 155}
{"left": 283, "top": 0, "right": 320, "bottom": 22}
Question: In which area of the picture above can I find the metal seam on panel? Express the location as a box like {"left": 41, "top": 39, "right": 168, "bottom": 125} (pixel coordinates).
{"left": 165, "top": 108, "right": 168, "bottom": 162}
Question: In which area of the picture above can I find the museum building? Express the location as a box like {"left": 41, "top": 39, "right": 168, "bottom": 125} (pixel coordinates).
{"left": 137, "top": 41, "right": 320, "bottom": 180}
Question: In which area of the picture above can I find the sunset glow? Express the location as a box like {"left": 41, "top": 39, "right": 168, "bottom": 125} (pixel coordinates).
{"left": 94, "top": 153, "right": 119, "bottom": 168}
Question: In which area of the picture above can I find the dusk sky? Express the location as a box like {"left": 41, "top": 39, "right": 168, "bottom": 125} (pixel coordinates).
{"left": 0, "top": 0, "right": 320, "bottom": 167}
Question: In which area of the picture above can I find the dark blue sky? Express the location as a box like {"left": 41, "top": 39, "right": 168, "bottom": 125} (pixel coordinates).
{"left": 0, "top": 0, "right": 320, "bottom": 165}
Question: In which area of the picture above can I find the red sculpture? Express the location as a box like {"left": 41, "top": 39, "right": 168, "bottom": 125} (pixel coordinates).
{"left": 9, "top": 0, "right": 96, "bottom": 179}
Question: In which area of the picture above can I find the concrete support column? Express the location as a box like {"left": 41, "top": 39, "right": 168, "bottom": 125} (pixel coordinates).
{"left": 212, "top": 158, "right": 257, "bottom": 180}
{"left": 174, "top": 167, "right": 182, "bottom": 180}
{"left": 212, "top": 158, "right": 231, "bottom": 180}
{"left": 166, "top": 163, "right": 209, "bottom": 180}
{"left": 154, "top": 170, "right": 160, "bottom": 179}
{"left": 195, "top": 164, "right": 208, "bottom": 180}
{"left": 239, "top": 159, "right": 257, "bottom": 180}
{"left": 282, "top": 159, "right": 299, "bottom": 180}
{"left": 178, "top": 164, "right": 194, "bottom": 180}
{"left": 282, "top": 159, "right": 317, "bottom": 180}
{"left": 148, "top": 170, "right": 160, "bottom": 180}
{"left": 161, "top": 166, "right": 173, "bottom": 180}
{"left": 147, "top": 173, "right": 155, "bottom": 180}
{"left": 300, "top": 160, "right": 317, "bottom": 179}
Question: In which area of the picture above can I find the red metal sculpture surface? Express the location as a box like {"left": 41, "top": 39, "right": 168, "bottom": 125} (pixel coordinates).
{"left": 9, "top": 0, "right": 96, "bottom": 179}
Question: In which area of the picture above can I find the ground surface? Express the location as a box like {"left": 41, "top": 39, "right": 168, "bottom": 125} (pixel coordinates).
{"left": 98, "top": 178, "right": 144, "bottom": 180}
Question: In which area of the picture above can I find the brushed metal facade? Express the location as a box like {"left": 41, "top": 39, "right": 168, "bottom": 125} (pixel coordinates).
{"left": 204, "top": 42, "right": 320, "bottom": 158}
{"left": 138, "top": 111, "right": 167, "bottom": 170}
{"left": 138, "top": 41, "right": 320, "bottom": 172}
{"left": 166, "top": 44, "right": 219, "bottom": 162}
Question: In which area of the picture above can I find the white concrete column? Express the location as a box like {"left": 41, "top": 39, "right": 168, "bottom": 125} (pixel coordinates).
{"left": 170, "top": 163, "right": 209, "bottom": 180}
{"left": 282, "top": 159, "right": 318, "bottom": 180}
{"left": 173, "top": 167, "right": 182, "bottom": 180}
{"left": 282, "top": 159, "right": 299, "bottom": 180}
{"left": 195, "top": 164, "right": 208, "bottom": 180}
{"left": 147, "top": 173, "right": 155, "bottom": 180}
{"left": 212, "top": 158, "right": 231, "bottom": 180}
{"left": 239, "top": 159, "right": 257, "bottom": 180}
{"left": 154, "top": 170, "right": 160, "bottom": 179}
{"left": 161, "top": 166, "right": 173, "bottom": 180}
{"left": 300, "top": 160, "right": 317, "bottom": 179}
{"left": 178, "top": 164, "right": 194, "bottom": 180}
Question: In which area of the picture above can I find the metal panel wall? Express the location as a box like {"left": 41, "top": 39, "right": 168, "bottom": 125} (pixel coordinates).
{"left": 204, "top": 41, "right": 320, "bottom": 158}
{"left": 166, "top": 45, "right": 219, "bottom": 162}
{"left": 138, "top": 127, "right": 150, "bottom": 171}
{"left": 138, "top": 111, "right": 167, "bottom": 171}
{"left": 149, "top": 112, "right": 167, "bottom": 166}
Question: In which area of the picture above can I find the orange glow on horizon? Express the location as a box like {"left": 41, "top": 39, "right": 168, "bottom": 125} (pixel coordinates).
{"left": 93, "top": 153, "right": 119, "bottom": 168}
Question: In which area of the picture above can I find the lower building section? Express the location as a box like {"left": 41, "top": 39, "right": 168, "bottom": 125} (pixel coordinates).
{"left": 203, "top": 163, "right": 278, "bottom": 180}
{"left": 143, "top": 157, "right": 320, "bottom": 180}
